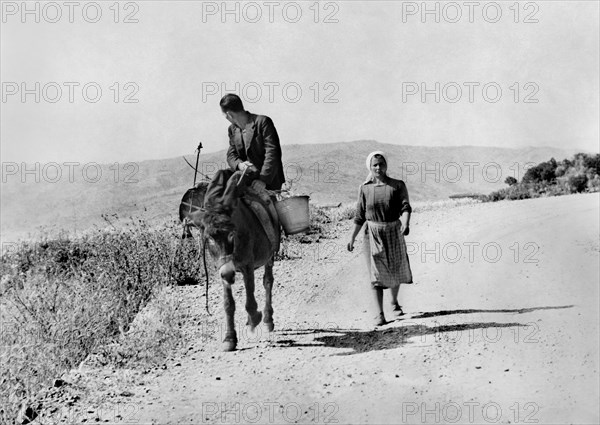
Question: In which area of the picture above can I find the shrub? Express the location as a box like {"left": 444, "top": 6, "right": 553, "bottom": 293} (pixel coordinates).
{"left": 0, "top": 217, "right": 195, "bottom": 422}
{"left": 588, "top": 175, "right": 600, "bottom": 192}
{"left": 329, "top": 204, "right": 356, "bottom": 222}
{"left": 275, "top": 203, "right": 355, "bottom": 261}
{"left": 448, "top": 193, "right": 486, "bottom": 200}
{"left": 522, "top": 158, "right": 557, "bottom": 184}
{"left": 583, "top": 153, "right": 600, "bottom": 175}
{"left": 485, "top": 152, "right": 600, "bottom": 202}
{"left": 485, "top": 184, "right": 532, "bottom": 202}
{"left": 567, "top": 174, "right": 588, "bottom": 193}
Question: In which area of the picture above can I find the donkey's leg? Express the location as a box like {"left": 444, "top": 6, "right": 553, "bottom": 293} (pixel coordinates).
{"left": 241, "top": 266, "right": 262, "bottom": 330}
{"left": 222, "top": 281, "right": 237, "bottom": 352}
{"left": 262, "top": 258, "right": 275, "bottom": 332}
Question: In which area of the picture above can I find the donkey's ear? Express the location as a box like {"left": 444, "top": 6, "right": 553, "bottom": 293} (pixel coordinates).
{"left": 227, "top": 231, "right": 235, "bottom": 245}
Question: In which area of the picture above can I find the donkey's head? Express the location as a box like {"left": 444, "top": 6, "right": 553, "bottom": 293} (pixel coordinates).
{"left": 201, "top": 204, "right": 237, "bottom": 283}
{"left": 198, "top": 171, "right": 247, "bottom": 283}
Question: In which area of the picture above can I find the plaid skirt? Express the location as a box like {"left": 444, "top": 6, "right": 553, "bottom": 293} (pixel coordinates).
{"left": 363, "top": 220, "right": 413, "bottom": 288}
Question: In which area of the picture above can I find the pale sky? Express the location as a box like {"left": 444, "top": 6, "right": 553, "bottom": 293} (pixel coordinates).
{"left": 1, "top": 0, "right": 599, "bottom": 163}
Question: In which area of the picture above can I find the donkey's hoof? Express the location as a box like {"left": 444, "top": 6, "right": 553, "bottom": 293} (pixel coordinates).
{"left": 222, "top": 336, "right": 237, "bottom": 352}
{"left": 247, "top": 312, "right": 263, "bottom": 330}
{"left": 265, "top": 322, "right": 275, "bottom": 332}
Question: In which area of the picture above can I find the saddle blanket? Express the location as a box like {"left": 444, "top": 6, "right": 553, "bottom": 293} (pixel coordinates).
{"left": 242, "top": 189, "right": 281, "bottom": 254}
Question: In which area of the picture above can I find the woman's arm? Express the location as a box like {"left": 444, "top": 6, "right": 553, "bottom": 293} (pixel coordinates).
{"left": 348, "top": 185, "right": 366, "bottom": 251}
{"left": 400, "top": 211, "right": 411, "bottom": 235}
{"left": 347, "top": 222, "right": 364, "bottom": 252}
{"left": 398, "top": 181, "right": 411, "bottom": 235}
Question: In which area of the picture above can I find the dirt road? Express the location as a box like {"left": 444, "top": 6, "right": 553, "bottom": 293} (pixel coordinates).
{"left": 134, "top": 194, "right": 599, "bottom": 424}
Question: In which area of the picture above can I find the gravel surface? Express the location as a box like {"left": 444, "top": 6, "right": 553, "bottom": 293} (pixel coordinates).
{"left": 44, "top": 194, "right": 600, "bottom": 424}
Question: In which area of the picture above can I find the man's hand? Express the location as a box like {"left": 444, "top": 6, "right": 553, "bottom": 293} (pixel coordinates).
{"left": 238, "top": 161, "right": 254, "bottom": 172}
{"left": 251, "top": 179, "right": 266, "bottom": 192}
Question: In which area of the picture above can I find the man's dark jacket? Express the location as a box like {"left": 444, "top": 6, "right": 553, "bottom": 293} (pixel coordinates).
{"left": 226, "top": 113, "right": 285, "bottom": 190}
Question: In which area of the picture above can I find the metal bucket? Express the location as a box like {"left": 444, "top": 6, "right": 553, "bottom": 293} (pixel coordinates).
{"left": 275, "top": 196, "right": 310, "bottom": 235}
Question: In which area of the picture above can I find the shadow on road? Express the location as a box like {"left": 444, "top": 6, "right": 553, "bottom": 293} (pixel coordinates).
{"left": 274, "top": 305, "right": 573, "bottom": 355}
{"left": 409, "top": 305, "right": 574, "bottom": 319}
{"left": 277, "top": 321, "right": 529, "bottom": 355}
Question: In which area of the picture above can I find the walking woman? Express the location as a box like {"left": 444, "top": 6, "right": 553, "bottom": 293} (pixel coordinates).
{"left": 347, "top": 151, "right": 413, "bottom": 327}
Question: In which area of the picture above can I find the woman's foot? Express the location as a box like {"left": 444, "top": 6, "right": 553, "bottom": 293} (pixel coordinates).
{"left": 374, "top": 312, "right": 387, "bottom": 327}
{"left": 392, "top": 303, "right": 405, "bottom": 316}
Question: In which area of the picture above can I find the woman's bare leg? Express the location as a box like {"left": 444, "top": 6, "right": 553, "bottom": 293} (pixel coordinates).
{"left": 390, "top": 285, "right": 404, "bottom": 315}
{"left": 365, "top": 233, "right": 386, "bottom": 325}
{"left": 391, "top": 285, "right": 399, "bottom": 306}
{"left": 372, "top": 286, "right": 386, "bottom": 326}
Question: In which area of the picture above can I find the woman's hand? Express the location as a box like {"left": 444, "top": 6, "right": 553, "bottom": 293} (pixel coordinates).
{"left": 400, "top": 211, "right": 411, "bottom": 236}
{"left": 400, "top": 222, "right": 410, "bottom": 236}
{"left": 348, "top": 223, "right": 364, "bottom": 252}
{"left": 347, "top": 239, "right": 355, "bottom": 252}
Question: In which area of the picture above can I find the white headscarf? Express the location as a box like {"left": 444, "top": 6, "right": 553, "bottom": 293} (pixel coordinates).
{"left": 364, "top": 151, "right": 388, "bottom": 183}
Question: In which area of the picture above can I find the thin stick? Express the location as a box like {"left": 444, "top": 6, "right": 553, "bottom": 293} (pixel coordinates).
{"left": 183, "top": 156, "right": 211, "bottom": 181}
{"left": 193, "top": 142, "right": 203, "bottom": 187}
{"left": 236, "top": 166, "right": 248, "bottom": 186}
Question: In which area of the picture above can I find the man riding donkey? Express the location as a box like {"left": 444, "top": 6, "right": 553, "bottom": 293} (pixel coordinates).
{"left": 205, "top": 93, "right": 285, "bottom": 207}
{"left": 200, "top": 93, "right": 285, "bottom": 351}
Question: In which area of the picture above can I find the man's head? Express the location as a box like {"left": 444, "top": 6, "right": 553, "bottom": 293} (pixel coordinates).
{"left": 220, "top": 94, "right": 245, "bottom": 125}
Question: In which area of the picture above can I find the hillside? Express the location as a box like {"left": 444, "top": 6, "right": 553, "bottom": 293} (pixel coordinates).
{"left": 0, "top": 141, "right": 582, "bottom": 242}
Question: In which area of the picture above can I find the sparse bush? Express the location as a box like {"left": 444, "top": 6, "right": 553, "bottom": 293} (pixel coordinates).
{"left": 544, "top": 182, "right": 569, "bottom": 197}
{"left": 0, "top": 217, "right": 198, "bottom": 422}
{"left": 98, "top": 286, "right": 184, "bottom": 366}
{"left": 567, "top": 173, "right": 588, "bottom": 193}
{"left": 587, "top": 175, "right": 600, "bottom": 192}
{"left": 309, "top": 204, "right": 356, "bottom": 235}
{"left": 485, "top": 152, "right": 599, "bottom": 202}
{"left": 522, "top": 158, "right": 558, "bottom": 184}
{"left": 485, "top": 184, "right": 532, "bottom": 202}
{"left": 275, "top": 203, "right": 354, "bottom": 261}
{"left": 581, "top": 153, "right": 600, "bottom": 176}
{"left": 448, "top": 193, "right": 486, "bottom": 200}
{"left": 330, "top": 204, "right": 356, "bottom": 222}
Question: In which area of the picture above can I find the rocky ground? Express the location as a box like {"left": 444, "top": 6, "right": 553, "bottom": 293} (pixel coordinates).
{"left": 32, "top": 193, "right": 599, "bottom": 424}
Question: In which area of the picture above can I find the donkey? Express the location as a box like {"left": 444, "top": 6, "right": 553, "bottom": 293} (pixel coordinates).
{"left": 181, "top": 172, "right": 277, "bottom": 352}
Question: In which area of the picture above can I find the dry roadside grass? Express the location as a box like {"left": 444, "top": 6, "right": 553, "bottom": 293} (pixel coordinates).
{"left": 0, "top": 216, "right": 203, "bottom": 423}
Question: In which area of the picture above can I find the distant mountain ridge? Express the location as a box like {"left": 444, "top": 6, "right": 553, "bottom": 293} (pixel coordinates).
{"left": 0, "top": 140, "right": 586, "bottom": 241}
